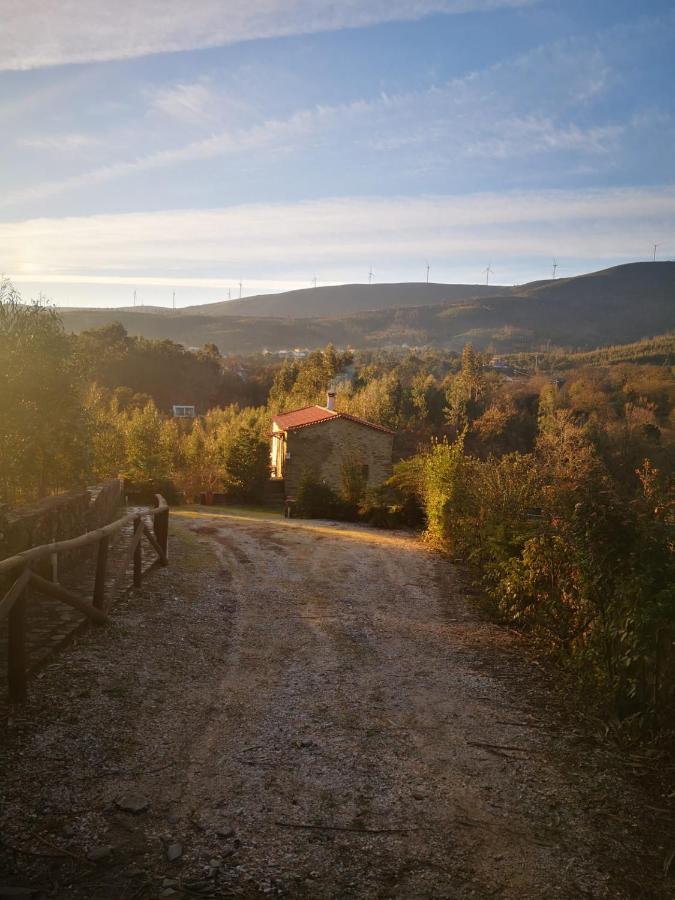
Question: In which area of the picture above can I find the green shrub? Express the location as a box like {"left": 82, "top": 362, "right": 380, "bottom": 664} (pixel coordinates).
{"left": 295, "top": 472, "right": 350, "bottom": 519}
{"left": 358, "top": 484, "right": 424, "bottom": 529}
{"left": 340, "top": 454, "right": 367, "bottom": 508}
{"left": 405, "top": 418, "right": 674, "bottom": 736}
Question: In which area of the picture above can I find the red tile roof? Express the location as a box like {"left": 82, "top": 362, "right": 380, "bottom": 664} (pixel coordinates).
{"left": 273, "top": 405, "right": 395, "bottom": 435}
{"left": 273, "top": 406, "right": 337, "bottom": 430}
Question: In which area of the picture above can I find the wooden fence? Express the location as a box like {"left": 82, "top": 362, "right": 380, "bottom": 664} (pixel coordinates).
{"left": 0, "top": 496, "right": 169, "bottom": 703}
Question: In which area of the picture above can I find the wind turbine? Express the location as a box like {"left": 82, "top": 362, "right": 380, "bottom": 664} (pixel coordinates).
{"left": 484, "top": 264, "right": 493, "bottom": 285}
{"left": 239, "top": 281, "right": 243, "bottom": 299}
{"left": 425, "top": 261, "right": 430, "bottom": 284}
{"left": 312, "top": 276, "right": 318, "bottom": 289}
{"left": 133, "top": 289, "right": 137, "bottom": 307}
{"left": 552, "top": 258, "right": 559, "bottom": 279}
{"left": 368, "top": 266, "right": 375, "bottom": 285}
{"left": 652, "top": 242, "right": 661, "bottom": 262}
{"left": 172, "top": 290, "right": 176, "bottom": 310}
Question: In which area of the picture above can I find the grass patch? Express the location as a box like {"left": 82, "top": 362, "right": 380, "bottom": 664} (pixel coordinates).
{"left": 169, "top": 517, "right": 222, "bottom": 571}
{"left": 177, "top": 503, "right": 283, "bottom": 521}
{"left": 174, "top": 506, "right": 427, "bottom": 552}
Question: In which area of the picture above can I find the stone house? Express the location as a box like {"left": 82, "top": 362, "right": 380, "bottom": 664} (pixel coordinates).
{"left": 270, "top": 391, "right": 395, "bottom": 499}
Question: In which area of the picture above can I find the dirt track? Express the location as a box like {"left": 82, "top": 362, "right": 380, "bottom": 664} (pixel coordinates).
{"left": 0, "top": 510, "right": 670, "bottom": 899}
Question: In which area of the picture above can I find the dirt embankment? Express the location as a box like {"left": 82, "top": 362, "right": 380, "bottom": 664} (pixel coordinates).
{"left": 0, "top": 510, "right": 672, "bottom": 899}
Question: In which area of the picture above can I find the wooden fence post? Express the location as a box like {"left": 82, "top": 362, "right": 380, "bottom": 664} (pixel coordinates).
{"left": 133, "top": 516, "right": 142, "bottom": 587}
{"left": 0, "top": 495, "right": 168, "bottom": 702}
{"left": 155, "top": 508, "right": 169, "bottom": 565}
{"left": 50, "top": 541, "right": 58, "bottom": 583}
{"left": 93, "top": 534, "right": 109, "bottom": 609}
{"left": 8, "top": 569, "right": 28, "bottom": 703}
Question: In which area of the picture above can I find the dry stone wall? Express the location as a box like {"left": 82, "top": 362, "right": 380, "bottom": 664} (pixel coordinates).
{"left": 0, "top": 479, "right": 124, "bottom": 566}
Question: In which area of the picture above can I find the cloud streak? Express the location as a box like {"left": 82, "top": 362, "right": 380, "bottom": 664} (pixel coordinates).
{"left": 18, "top": 133, "right": 103, "bottom": 153}
{"left": 4, "top": 187, "right": 673, "bottom": 290}
{"left": 1, "top": 0, "right": 535, "bottom": 71}
{"left": 0, "top": 107, "right": 323, "bottom": 208}
{"left": 0, "top": 31, "right": 635, "bottom": 212}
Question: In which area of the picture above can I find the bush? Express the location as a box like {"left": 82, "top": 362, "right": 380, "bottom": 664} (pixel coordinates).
{"left": 389, "top": 436, "right": 465, "bottom": 545}
{"left": 340, "top": 454, "right": 367, "bottom": 508}
{"left": 125, "top": 477, "right": 182, "bottom": 506}
{"left": 294, "top": 468, "right": 423, "bottom": 528}
{"left": 295, "top": 472, "right": 351, "bottom": 519}
{"left": 358, "top": 484, "right": 424, "bottom": 529}
{"left": 404, "top": 417, "right": 675, "bottom": 737}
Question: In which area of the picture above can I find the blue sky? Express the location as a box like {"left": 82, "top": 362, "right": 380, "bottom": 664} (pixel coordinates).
{"left": 2, "top": 0, "right": 674, "bottom": 307}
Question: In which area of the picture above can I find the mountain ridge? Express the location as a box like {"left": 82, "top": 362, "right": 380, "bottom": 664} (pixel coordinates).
{"left": 182, "top": 281, "right": 513, "bottom": 318}
{"left": 58, "top": 261, "right": 675, "bottom": 354}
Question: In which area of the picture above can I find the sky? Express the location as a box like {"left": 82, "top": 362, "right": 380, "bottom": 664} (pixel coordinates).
{"left": 1, "top": 0, "right": 674, "bottom": 308}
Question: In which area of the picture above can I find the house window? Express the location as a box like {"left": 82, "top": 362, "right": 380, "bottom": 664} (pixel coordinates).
{"left": 172, "top": 405, "right": 196, "bottom": 418}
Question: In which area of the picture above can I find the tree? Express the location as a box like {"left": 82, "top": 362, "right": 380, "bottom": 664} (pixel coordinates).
{"left": 122, "top": 400, "right": 172, "bottom": 489}
{"left": 175, "top": 419, "right": 223, "bottom": 500}
{"left": 409, "top": 373, "right": 439, "bottom": 423}
{"left": 268, "top": 359, "right": 300, "bottom": 413}
{"left": 268, "top": 345, "right": 352, "bottom": 412}
{"left": 223, "top": 427, "right": 270, "bottom": 500}
{"left": 345, "top": 371, "right": 402, "bottom": 429}
{"left": 445, "top": 343, "right": 487, "bottom": 427}
{"left": 73, "top": 325, "right": 237, "bottom": 413}
{"left": 0, "top": 280, "right": 89, "bottom": 504}
{"left": 84, "top": 384, "right": 127, "bottom": 480}
{"left": 199, "top": 342, "right": 222, "bottom": 361}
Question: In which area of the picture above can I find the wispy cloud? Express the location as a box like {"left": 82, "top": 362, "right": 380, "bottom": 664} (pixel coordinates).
{"left": 13, "top": 273, "right": 308, "bottom": 292}
{"left": 1, "top": 0, "right": 536, "bottom": 71}
{"left": 0, "top": 32, "right": 631, "bottom": 211}
{"left": 464, "top": 117, "right": 624, "bottom": 160}
{"left": 2, "top": 4, "right": 672, "bottom": 248}
{"left": 18, "top": 133, "right": 103, "bottom": 153}
{"left": 0, "top": 107, "right": 324, "bottom": 208}
{"left": 146, "top": 79, "right": 235, "bottom": 127}
{"left": 4, "top": 187, "right": 673, "bottom": 290}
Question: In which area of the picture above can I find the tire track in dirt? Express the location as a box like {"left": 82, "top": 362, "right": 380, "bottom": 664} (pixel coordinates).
{"left": 171, "top": 513, "right": 636, "bottom": 899}
{"left": 1, "top": 511, "right": 667, "bottom": 899}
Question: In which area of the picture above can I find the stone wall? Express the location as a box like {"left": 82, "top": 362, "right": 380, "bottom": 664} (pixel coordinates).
{"left": 88, "top": 479, "right": 125, "bottom": 532}
{"left": 0, "top": 479, "right": 124, "bottom": 564}
{"left": 285, "top": 418, "right": 394, "bottom": 498}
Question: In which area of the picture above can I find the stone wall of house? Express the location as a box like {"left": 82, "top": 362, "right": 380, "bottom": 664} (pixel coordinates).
{"left": 285, "top": 418, "right": 394, "bottom": 498}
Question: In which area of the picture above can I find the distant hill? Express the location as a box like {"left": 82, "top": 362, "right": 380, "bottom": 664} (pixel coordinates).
{"left": 182, "top": 282, "right": 510, "bottom": 318}
{"left": 59, "top": 262, "right": 675, "bottom": 354}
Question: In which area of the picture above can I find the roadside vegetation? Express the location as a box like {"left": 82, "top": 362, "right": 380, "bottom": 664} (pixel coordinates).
{"left": 1, "top": 279, "right": 673, "bottom": 740}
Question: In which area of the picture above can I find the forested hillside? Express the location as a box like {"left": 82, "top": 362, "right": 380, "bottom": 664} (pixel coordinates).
{"left": 505, "top": 333, "right": 675, "bottom": 372}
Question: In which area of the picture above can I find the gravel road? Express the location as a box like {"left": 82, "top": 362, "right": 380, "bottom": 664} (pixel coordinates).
{"left": 0, "top": 509, "right": 670, "bottom": 899}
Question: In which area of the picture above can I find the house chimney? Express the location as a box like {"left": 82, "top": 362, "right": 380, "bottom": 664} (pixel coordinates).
{"left": 326, "top": 389, "right": 336, "bottom": 411}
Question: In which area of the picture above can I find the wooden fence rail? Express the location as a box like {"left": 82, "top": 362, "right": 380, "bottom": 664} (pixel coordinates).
{"left": 0, "top": 495, "right": 169, "bottom": 703}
